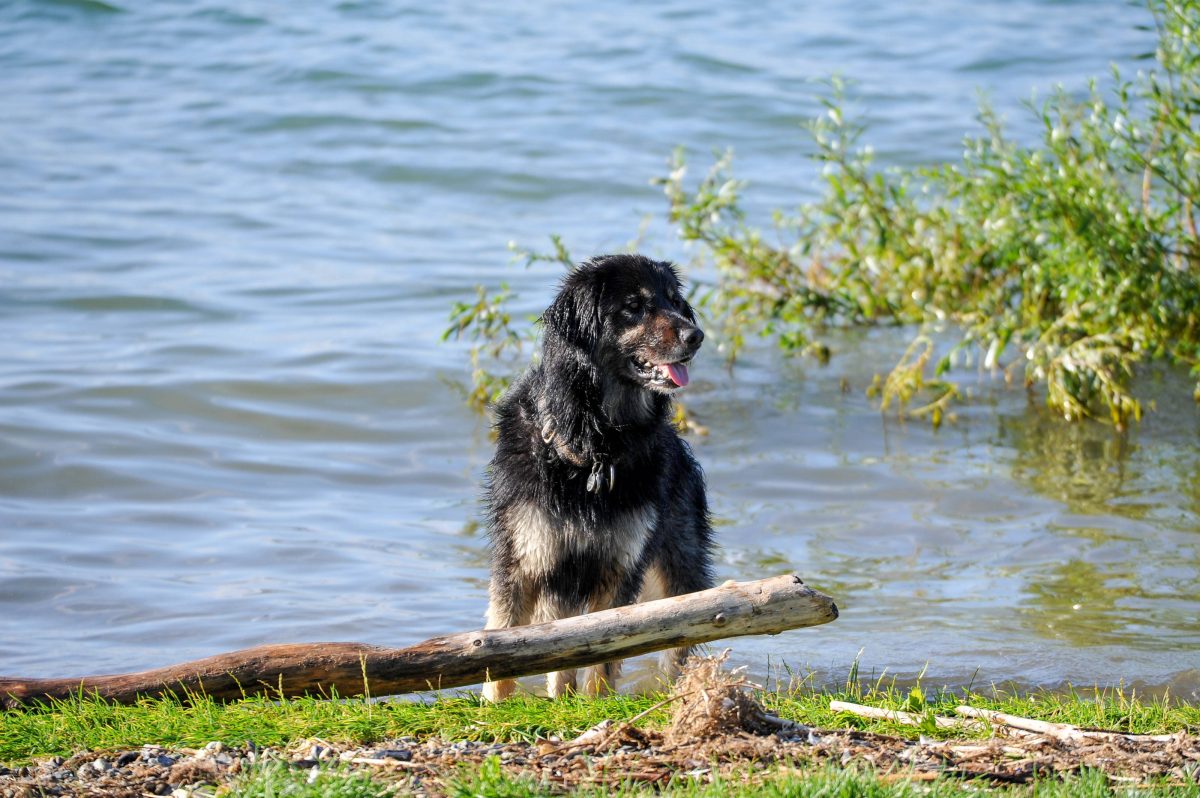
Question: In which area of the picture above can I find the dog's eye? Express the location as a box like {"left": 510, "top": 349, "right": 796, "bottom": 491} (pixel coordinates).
{"left": 623, "top": 297, "right": 644, "bottom": 315}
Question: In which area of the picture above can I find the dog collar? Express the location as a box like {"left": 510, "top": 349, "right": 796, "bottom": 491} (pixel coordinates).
{"left": 539, "top": 413, "right": 614, "bottom": 492}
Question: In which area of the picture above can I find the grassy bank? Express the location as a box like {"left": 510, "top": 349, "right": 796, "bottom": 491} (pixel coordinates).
{"left": 4, "top": 681, "right": 1197, "bottom": 763}
{"left": 3, "top": 678, "right": 1198, "bottom": 795}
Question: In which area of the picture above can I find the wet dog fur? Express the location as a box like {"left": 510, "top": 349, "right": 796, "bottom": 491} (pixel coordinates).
{"left": 482, "top": 254, "right": 715, "bottom": 700}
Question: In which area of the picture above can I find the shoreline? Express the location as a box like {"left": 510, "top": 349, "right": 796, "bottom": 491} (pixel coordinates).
{"left": 4, "top": 661, "right": 1198, "bottom": 796}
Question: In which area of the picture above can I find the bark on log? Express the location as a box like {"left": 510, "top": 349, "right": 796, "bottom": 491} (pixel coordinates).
{"left": 0, "top": 573, "right": 836, "bottom": 709}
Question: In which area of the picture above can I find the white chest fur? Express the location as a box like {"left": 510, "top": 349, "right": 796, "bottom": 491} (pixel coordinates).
{"left": 505, "top": 500, "right": 658, "bottom": 577}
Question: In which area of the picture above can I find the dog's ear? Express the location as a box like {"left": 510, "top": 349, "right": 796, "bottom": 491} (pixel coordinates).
{"left": 541, "top": 270, "right": 603, "bottom": 354}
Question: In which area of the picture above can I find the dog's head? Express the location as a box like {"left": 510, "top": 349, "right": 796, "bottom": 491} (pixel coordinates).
{"left": 542, "top": 254, "right": 704, "bottom": 394}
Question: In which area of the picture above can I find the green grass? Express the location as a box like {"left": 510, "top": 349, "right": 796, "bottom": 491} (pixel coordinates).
{"left": 229, "top": 762, "right": 392, "bottom": 798}
{"left": 0, "top": 690, "right": 657, "bottom": 764}
{"left": 226, "top": 758, "right": 1200, "bottom": 798}
{"left": 765, "top": 680, "right": 1200, "bottom": 742}
{"left": 447, "top": 760, "right": 1200, "bottom": 798}
{"left": 2, "top": 680, "right": 1196, "bottom": 765}
{"left": 4, "top": 680, "right": 1198, "bottom": 797}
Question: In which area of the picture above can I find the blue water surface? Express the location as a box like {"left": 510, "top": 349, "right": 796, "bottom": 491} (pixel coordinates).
{"left": 3, "top": 0, "right": 1197, "bottom": 694}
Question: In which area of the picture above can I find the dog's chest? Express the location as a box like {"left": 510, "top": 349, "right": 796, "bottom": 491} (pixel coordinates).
{"left": 505, "top": 500, "right": 658, "bottom": 577}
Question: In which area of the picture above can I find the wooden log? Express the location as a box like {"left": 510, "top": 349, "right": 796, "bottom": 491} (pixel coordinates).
{"left": 0, "top": 573, "right": 836, "bottom": 709}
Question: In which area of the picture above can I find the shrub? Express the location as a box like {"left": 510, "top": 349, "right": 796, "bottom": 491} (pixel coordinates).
{"left": 658, "top": 0, "right": 1199, "bottom": 427}
{"left": 448, "top": 0, "right": 1200, "bottom": 428}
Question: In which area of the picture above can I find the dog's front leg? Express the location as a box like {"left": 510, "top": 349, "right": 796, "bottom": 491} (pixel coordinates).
{"left": 581, "top": 661, "right": 620, "bottom": 696}
{"left": 546, "top": 669, "right": 577, "bottom": 698}
{"left": 580, "top": 585, "right": 623, "bottom": 696}
{"left": 481, "top": 577, "right": 531, "bottom": 702}
{"left": 531, "top": 594, "right": 590, "bottom": 698}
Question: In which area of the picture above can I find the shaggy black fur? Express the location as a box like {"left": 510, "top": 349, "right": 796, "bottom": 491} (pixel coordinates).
{"left": 482, "top": 253, "right": 715, "bottom": 699}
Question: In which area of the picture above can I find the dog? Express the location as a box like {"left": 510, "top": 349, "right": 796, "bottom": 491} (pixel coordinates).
{"left": 482, "top": 253, "right": 715, "bottom": 701}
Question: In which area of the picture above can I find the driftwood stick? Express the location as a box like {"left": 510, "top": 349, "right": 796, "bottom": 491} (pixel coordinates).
{"left": 0, "top": 573, "right": 837, "bottom": 709}
{"left": 956, "top": 706, "right": 1082, "bottom": 740}
{"left": 954, "top": 705, "right": 1181, "bottom": 743}
{"left": 829, "top": 700, "right": 982, "bottom": 731}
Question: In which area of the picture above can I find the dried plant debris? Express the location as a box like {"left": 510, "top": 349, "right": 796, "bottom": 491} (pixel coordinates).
{"left": 667, "top": 651, "right": 804, "bottom": 743}
{"left": 2, "top": 657, "right": 1198, "bottom": 796}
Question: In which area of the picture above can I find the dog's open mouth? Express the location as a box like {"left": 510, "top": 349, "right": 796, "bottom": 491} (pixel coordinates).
{"left": 632, "top": 355, "right": 691, "bottom": 388}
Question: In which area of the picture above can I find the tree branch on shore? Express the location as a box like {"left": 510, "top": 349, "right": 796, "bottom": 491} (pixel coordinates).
{"left": 0, "top": 574, "right": 837, "bottom": 709}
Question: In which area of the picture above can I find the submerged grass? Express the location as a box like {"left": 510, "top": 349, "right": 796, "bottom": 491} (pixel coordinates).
{"left": 3, "top": 678, "right": 1197, "bottom": 765}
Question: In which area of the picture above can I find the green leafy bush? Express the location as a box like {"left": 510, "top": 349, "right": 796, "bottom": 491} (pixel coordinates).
{"left": 660, "top": 0, "right": 1199, "bottom": 427}
{"left": 449, "top": 0, "right": 1200, "bottom": 427}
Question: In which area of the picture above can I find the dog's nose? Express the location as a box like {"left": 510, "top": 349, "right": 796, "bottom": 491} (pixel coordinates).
{"left": 681, "top": 325, "right": 704, "bottom": 353}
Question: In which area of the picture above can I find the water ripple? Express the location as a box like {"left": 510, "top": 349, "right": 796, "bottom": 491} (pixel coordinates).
{"left": 1, "top": 0, "right": 1191, "bottom": 693}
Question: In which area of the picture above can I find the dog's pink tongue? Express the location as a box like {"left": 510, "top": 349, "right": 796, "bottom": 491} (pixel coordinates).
{"left": 662, "top": 362, "right": 689, "bottom": 387}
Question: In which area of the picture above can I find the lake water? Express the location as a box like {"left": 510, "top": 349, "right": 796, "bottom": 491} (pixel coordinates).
{"left": 3, "top": 0, "right": 1198, "bottom": 697}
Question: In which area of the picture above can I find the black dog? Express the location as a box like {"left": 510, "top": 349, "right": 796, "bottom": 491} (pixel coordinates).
{"left": 482, "top": 254, "right": 714, "bottom": 700}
